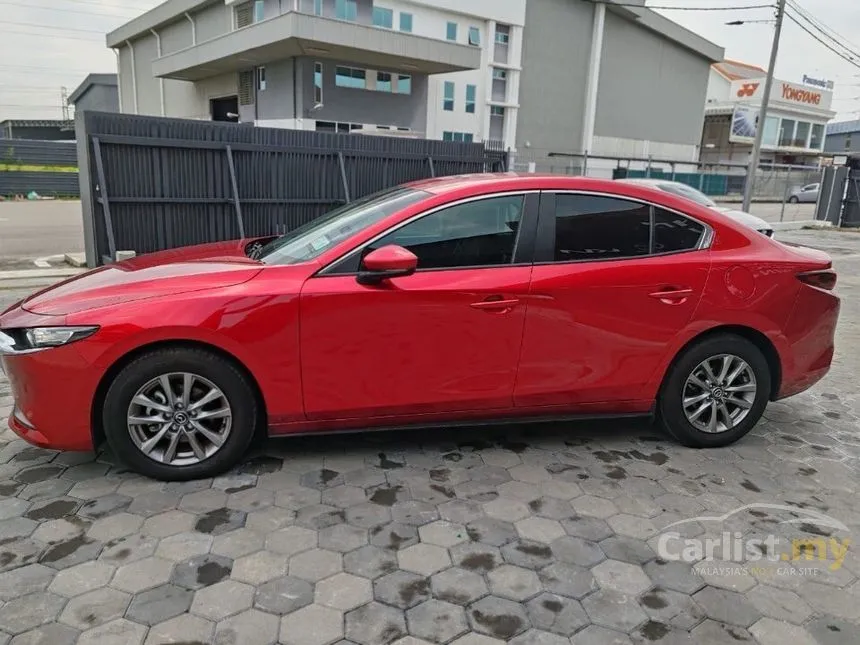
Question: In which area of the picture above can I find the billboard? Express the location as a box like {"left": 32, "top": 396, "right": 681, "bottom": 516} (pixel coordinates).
{"left": 730, "top": 105, "right": 759, "bottom": 144}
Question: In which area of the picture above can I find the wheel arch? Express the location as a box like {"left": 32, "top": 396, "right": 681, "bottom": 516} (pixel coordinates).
{"left": 90, "top": 339, "right": 268, "bottom": 449}
{"left": 661, "top": 325, "right": 782, "bottom": 400}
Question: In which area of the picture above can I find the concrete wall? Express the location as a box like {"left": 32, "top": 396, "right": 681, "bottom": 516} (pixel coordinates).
{"left": 515, "top": 0, "right": 594, "bottom": 154}
{"left": 194, "top": 2, "right": 231, "bottom": 40}
{"left": 72, "top": 85, "right": 120, "bottom": 113}
{"left": 824, "top": 132, "right": 857, "bottom": 154}
{"left": 594, "top": 10, "right": 710, "bottom": 148}
{"left": 256, "top": 59, "right": 297, "bottom": 122}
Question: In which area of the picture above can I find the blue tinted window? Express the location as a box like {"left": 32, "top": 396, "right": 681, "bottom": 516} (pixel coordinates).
{"left": 335, "top": 0, "right": 357, "bottom": 21}
{"left": 397, "top": 75, "right": 411, "bottom": 94}
{"left": 372, "top": 6, "right": 393, "bottom": 28}
{"left": 400, "top": 12, "right": 413, "bottom": 32}
{"left": 443, "top": 81, "right": 454, "bottom": 111}
{"left": 465, "top": 84, "right": 476, "bottom": 113}
{"left": 446, "top": 22, "right": 457, "bottom": 41}
{"left": 335, "top": 66, "right": 366, "bottom": 89}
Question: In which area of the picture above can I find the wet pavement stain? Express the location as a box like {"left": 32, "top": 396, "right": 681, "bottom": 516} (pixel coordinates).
{"left": 378, "top": 453, "right": 404, "bottom": 470}
{"left": 460, "top": 553, "right": 497, "bottom": 572}
{"left": 741, "top": 479, "right": 762, "bottom": 492}
{"left": 24, "top": 499, "right": 79, "bottom": 521}
{"left": 370, "top": 486, "right": 403, "bottom": 506}
{"left": 399, "top": 577, "right": 430, "bottom": 605}
{"left": 196, "top": 560, "right": 231, "bottom": 585}
{"left": 799, "top": 522, "right": 831, "bottom": 537}
{"left": 0, "top": 482, "right": 21, "bottom": 496}
{"left": 471, "top": 610, "right": 524, "bottom": 640}
{"left": 824, "top": 411, "right": 841, "bottom": 419}
{"left": 443, "top": 452, "right": 463, "bottom": 462}
{"left": 430, "top": 484, "right": 456, "bottom": 499}
{"left": 10, "top": 447, "right": 51, "bottom": 462}
{"left": 429, "top": 468, "right": 450, "bottom": 482}
{"left": 14, "top": 465, "right": 65, "bottom": 484}
{"left": 542, "top": 598, "right": 563, "bottom": 612}
{"left": 225, "top": 483, "right": 255, "bottom": 494}
{"left": 639, "top": 621, "right": 671, "bottom": 641}
{"left": 781, "top": 434, "right": 804, "bottom": 444}
{"left": 39, "top": 535, "right": 92, "bottom": 563}
{"left": 195, "top": 508, "right": 234, "bottom": 534}
{"left": 605, "top": 466, "right": 627, "bottom": 480}
{"left": 641, "top": 590, "right": 669, "bottom": 609}
{"left": 516, "top": 543, "right": 552, "bottom": 558}
{"left": 235, "top": 456, "right": 283, "bottom": 475}
{"left": 528, "top": 499, "right": 544, "bottom": 512}
{"left": 799, "top": 467, "right": 818, "bottom": 476}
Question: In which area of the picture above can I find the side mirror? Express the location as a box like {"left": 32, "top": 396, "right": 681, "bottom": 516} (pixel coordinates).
{"left": 357, "top": 245, "right": 418, "bottom": 285}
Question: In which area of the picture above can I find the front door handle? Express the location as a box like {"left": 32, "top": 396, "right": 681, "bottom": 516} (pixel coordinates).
{"left": 470, "top": 296, "right": 520, "bottom": 312}
{"left": 649, "top": 287, "right": 694, "bottom": 304}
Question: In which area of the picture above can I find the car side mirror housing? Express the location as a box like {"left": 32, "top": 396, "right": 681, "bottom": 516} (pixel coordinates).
{"left": 357, "top": 245, "right": 418, "bottom": 285}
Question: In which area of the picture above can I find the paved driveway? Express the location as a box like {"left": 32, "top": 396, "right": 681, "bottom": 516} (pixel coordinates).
{"left": 0, "top": 229, "right": 859, "bottom": 645}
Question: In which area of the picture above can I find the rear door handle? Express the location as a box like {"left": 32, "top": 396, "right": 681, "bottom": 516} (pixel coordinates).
{"left": 470, "top": 296, "right": 520, "bottom": 312}
{"left": 648, "top": 287, "right": 694, "bottom": 304}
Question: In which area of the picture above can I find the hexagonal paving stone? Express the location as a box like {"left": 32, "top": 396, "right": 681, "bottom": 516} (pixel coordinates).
{"left": 5, "top": 623, "right": 79, "bottom": 645}
{"left": 345, "top": 503, "right": 393, "bottom": 529}
{"left": 231, "top": 550, "right": 288, "bottom": 585}
{"left": 76, "top": 618, "right": 146, "bottom": 645}
{"left": 406, "top": 600, "right": 468, "bottom": 644}
{"left": 178, "top": 489, "right": 227, "bottom": 514}
{"left": 143, "top": 613, "right": 214, "bottom": 645}
{"left": 689, "top": 620, "right": 754, "bottom": 644}
{"left": 110, "top": 556, "right": 174, "bottom": 594}
{"left": 0, "top": 564, "right": 55, "bottom": 601}
{"left": 539, "top": 563, "right": 595, "bottom": 599}
{"left": 693, "top": 560, "right": 757, "bottom": 593}
{"left": 99, "top": 534, "right": 159, "bottom": 565}
{"left": 254, "top": 575, "right": 313, "bottom": 614}
{"left": 599, "top": 536, "right": 655, "bottom": 565}
{"left": 214, "top": 608, "right": 280, "bottom": 645}
{"left": 266, "top": 525, "right": 318, "bottom": 556}
{"left": 582, "top": 589, "right": 648, "bottom": 633}
{"left": 59, "top": 587, "right": 130, "bottom": 630}
{"left": 570, "top": 496, "right": 619, "bottom": 520}
{"left": 154, "top": 532, "right": 213, "bottom": 563}
{"left": 141, "top": 510, "right": 196, "bottom": 538}
{"left": 23, "top": 497, "right": 80, "bottom": 522}
{"left": 430, "top": 567, "right": 488, "bottom": 606}
{"left": 526, "top": 593, "right": 589, "bottom": 637}
{"left": 438, "top": 500, "right": 485, "bottom": 525}
{"left": 316, "top": 573, "right": 372, "bottom": 611}
{"left": 391, "top": 501, "right": 439, "bottom": 526}
{"left": 561, "top": 516, "right": 614, "bottom": 542}
{"left": 290, "top": 548, "right": 343, "bottom": 582}
{"left": 746, "top": 584, "right": 813, "bottom": 625}
{"left": 296, "top": 504, "right": 346, "bottom": 530}
{"left": 592, "top": 560, "right": 652, "bottom": 595}
{"left": 39, "top": 535, "right": 103, "bottom": 570}
{"left": 48, "top": 560, "right": 114, "bottom": 597}
{"left": 193, "top": 507, "right": 247, "bottom": 536}
{"left": 77, "top": 494, "right": 132, "bottom": 520}
{"left": 643, "top": 560, "right": 705, "bottom": 595}
{"left": 693, "top": 586, "right": 762, "bottom": 628}
{"left": 418, "top": 521, "right": 468, "bottom": 547}
{"left": 320, "top": 523, "right": 368, "bottom": 552}
{"left": 374, "top": 571, "right": 431, "bottom": 610}
{"left": 398, "top": 543, "right": 451, "bottom": 576}
{"left": 466, "top": 519, "right": 517, "bottom": 547}
{"left": 344, "top": 545, "right": 398, "bottom": 580}
{"left": 322, "top": 485, "right": 367, "bottom": 508}
{"left": 125, "top": 584, "right": 193, "bottom": 626}
{"left": 550, "top": 536, "right": 605, "bottom": 568}
{"left": 171, "top": 553, "right": 232, "bottom": 590}
{"left": 488, "top": 564, "right": 542, "bottom": 601}
{"left": 211, "top": 528, "right": 265, "bottom": 559}
{"left": 639, "top": 587, "right": 705, "bottom": 631}
{"left": 468, "top": 596, "right": 530, "bottom": 641}
{"left": 274, "top": 486, "right": 323, "bottom": 510}
{"left": 483, "top": 499, "right": 531, "bottom": 523}
{"left": 0, "top": 592, "right": 66, "bottom": 634}
{"left": 345, "top": 602, "right": 407, "bottom": 645}
{"left": 191, "top": 579, "right": 254, "bottom": 621}
{"left": 31, "top": 518, "right": 86, "bottom": 544}
{"left": 280, "top": 604, "right": 344, "bottom": 645}
{"left": 370, "top": 523, "right": 419, "bottom": 551}
{"left": 515, "top": 517, "right": 566, "bottom": 544}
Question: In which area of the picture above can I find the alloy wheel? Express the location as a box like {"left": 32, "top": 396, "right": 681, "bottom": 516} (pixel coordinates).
{"left": 682, "top": 354, "right": 757, "bottom": 434}
{"left": 126, "top": 372, "right": 233, "bottom": 466}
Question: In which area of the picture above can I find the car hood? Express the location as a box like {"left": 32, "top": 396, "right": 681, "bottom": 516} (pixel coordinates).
{"left": 713, "top": 207, "right": 772, "bottom": 231}
{"left": 22, "top": 240, "right": 263, "bottom": 316}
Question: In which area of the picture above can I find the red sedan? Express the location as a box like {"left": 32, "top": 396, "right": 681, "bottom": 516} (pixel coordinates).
{"left": 0, "top": 175, "right": 839, "bottom": 480}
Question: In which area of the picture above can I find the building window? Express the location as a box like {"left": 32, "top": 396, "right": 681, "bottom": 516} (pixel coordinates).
{"left": 400, "top": 12, "right": 412, "bottom": 32}
{"left": 396, "top": 75, "right": 411, "bottom": 94}
{"left": 465, "top": 84, "right": 476, "bottom": 113}
{"left": 778, "top": 119, "right": 796, "bottom": 147}
{"left": 762, "top": 116, "right": 779, "bottom": 147}
{"left": 256, "top": 66, "right": 266, "bottom": 91}
{"left": 810, "top": 123, "right": 824, "bottom": 149}
{"left": 336, "top": 66, "right": 366, "bottom": 89}
{"left": 314, "top": 62, "right": 323, "bottom": 104}
{"left": 443, "top": 81, "right": 455, "bottom": 111}
{"left": 492, "top": 68, "right": 507, "bottom": 80}
{"left": 313, "top": 0, "right": 323, "bottom": 15}
{"left": 234, "top": 2, "right": 253, "bottom": 28}
{"left": 446, "top": 22, "right": 457, "bottom": 41}
{"left": 495, "top": 25, "right": 510, "bottom": 44}
{"left": 253, "top": 0, "right": 265, "bottom": 22}
{"left": 846, "top": 136, "right": 852, "bottom": 151}
{"left": 335, "top": 0, "right": 357, "bottom": 21}
{"left": 468, "top": 26, "right": 481, "bottom": 46}
{"left": 490, "top": 106, "right": 505, "bottom": 116}
{"left": 372, "top": 6, "right": 393, "bottom": 28}
{"left": 376, "top": 71, "right": 392, "bottom": 92}
{"left": 794, "top": 121, "right": 811, "bottom": 148}
{"left": 443, "top": 131, "right": 474, "bottom": 143}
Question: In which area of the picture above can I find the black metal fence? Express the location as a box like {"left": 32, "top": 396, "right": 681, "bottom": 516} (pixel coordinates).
{"left": 77, "top": 111, "right": 508, "bottom": 267}
{"left": 0, "top": 139, "right": 79, "bottom": 197}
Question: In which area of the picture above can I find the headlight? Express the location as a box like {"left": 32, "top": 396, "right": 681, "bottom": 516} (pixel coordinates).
{"left": 1, "top": 326, "right": 99, "bottom": 353}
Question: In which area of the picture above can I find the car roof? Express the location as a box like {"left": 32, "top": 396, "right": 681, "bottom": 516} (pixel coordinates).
{"left": 406, "top": 173, "right": 660, "bottom": 197}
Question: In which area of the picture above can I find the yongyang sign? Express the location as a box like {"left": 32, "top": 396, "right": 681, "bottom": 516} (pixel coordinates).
{"left": 730, "top": 79, "right": 833, "bottom": 111}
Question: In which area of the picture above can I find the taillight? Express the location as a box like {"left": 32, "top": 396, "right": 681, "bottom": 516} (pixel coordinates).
{"left": 798, "top": 270, "right": 837, "bottom": 291}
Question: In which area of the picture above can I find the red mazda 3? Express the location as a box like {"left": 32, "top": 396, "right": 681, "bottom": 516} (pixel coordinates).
{"left": 0, "top": 175, "right": 840, "bottom": 480}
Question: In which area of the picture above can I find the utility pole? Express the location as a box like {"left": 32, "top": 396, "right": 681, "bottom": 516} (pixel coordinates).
{"left": 741, "top": 0, "right": 786, "bottom": 212}
{"left": 60, "top": 86, "right": 70, "bottom": 120}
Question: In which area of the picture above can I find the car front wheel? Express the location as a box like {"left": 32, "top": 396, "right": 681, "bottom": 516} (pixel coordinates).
{"left": 788, "top": 196, "right": 799, "bottom": 204}
{"left": 103, "top": 347, "right": 258, "bottom": 480}
{"left": 659, "top": 334, "right": 770, "bottom": 448}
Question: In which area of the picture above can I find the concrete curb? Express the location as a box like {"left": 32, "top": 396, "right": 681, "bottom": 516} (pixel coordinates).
{"left": 0, "top": 267, "right": 85, "bottom": 291}
{"left": 770, "top": 220, "right": 829, "bottom": 231}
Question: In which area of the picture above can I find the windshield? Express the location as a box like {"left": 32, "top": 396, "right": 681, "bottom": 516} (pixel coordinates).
{"left": 657, "top": 182, "right": 718, "bottom": 208}
{"left": 258, "top": 187, "right": 428, "bottom": 265}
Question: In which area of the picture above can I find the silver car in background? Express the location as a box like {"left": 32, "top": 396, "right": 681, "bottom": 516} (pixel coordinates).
{"left": 788, "top": 183, "right": 819, "bottom": 204}
{"left": 618, "top": 179, "right": 774, "bottom": 237}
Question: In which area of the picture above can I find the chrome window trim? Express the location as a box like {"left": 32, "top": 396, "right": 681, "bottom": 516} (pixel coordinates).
{"left": 317, "top": 190, "right": 541, "bottom": 277}
{"left": 542, "top": 189, "right": 714, "bottom": 265}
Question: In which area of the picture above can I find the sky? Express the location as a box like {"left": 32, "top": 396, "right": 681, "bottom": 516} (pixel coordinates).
{"left": 0, "top": 0, "right": 858, "bottom": 122}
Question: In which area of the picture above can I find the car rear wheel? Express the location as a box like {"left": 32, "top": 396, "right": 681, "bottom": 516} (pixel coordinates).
{"left": 659, "top": 334, "right": 770, "bottom": 448}
{"left": 103, "top": 347, "right": 257, "bottom": 480}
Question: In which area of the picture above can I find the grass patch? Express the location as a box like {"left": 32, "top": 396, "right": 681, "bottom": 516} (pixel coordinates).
{"left": 0, "top": 164, "right": 78, "bottom": 172}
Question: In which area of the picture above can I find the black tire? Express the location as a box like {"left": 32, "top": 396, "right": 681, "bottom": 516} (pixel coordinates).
{"left": 659, "top": 334, "right": 770, "bottom": 448}
{"left": 788, "top": 196, "right": 799, "bottom": 204}
{"left": 103, "top": 347, "right": 258, "bottom": 480}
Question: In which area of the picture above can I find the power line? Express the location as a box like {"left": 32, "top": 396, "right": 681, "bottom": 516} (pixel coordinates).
{"left": 0, "top": 20, "right": 110, "bottom": 34}
{"left": 0, "top": 1, "right": 137, "bottom": 19}
{"left": 589, "top": 1, "right": 775, "bottom": 9}
{"left": 3, "top": 30, "right": 104, "bottom": 42}
{"left": 784, "top": 9, "right": 860, "bottom": 70}
{"left": 786, "top": 0, "right": 860, "bottom": 58}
